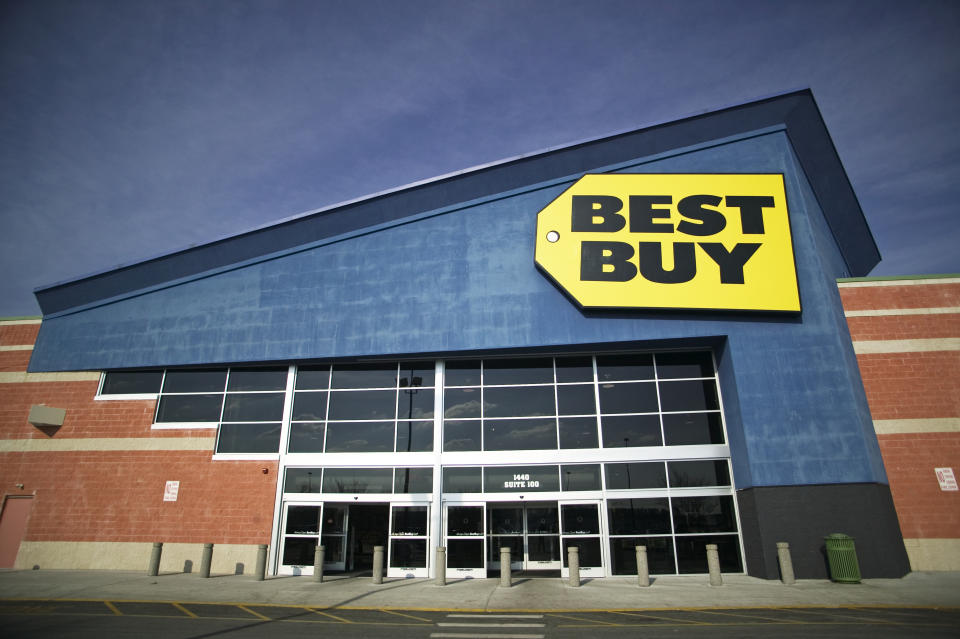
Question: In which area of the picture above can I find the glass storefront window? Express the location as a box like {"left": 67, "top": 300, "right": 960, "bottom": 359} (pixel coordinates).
{"left": 321, "top": 468, "right": 393, "bottom": 493}
{"left": 560, "top": 464, "right": 602, "bottom": 491}
{"left": 607, "top": 498, "right": 672, "bottom": 535}
{"left": 601, "top": 414, "right": 663, "bottom": 448}
{"left": 447, "top": 506, "right": 484, "bottom": 536}
{"left": 394, "top": 468, "right": 433, "bottom": 493}
{"left": 605, "top": 462, "right": 667, "bottom": 490}
{"left": 483, "top": 419, "right": 557, "bottom": 451}
{"left": 443, "top": 467, "right": 482, "bottom": 493}
{"left": 662, "top": 412, "right": 725, "bottom": 445}
{"left": 668, "top": 460, "right": 730, "bottom": 487}
{"left": 100, "top": 370, "right": 163, "bottom": 395}
{"left": 483, "top": 466, "right": 559, "bottom": 493}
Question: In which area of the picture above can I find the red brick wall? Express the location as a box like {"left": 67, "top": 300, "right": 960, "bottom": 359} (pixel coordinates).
{"left": 0, "top": 320, "right": 278, "bottom": 546}
{"left": 857, "top": 352, "right": 960, "bottom": 420}
{"left": 839, "top": 279, "right": 960, "bottom": 545}
{"left": 846, "top": 313, "right": 960, "bottom": 341}
{"left": 877, "top": 433, "right": 960, "bottom": 539}
{"left": 839, "top": 282, "right": 960, "bottom": 311}
{"left": 0, "top": 323, "right": 40, "bottom": 346}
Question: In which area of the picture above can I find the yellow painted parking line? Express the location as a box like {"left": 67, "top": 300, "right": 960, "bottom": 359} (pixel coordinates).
{"left": 786, "top": 607, "right": 898, "bottom": 624}
{"left": 103, "top": 601, "right": 122, "bottom": 616}
{"left": 236, "top": 604, "right": 271, "bottom": 621}
{"left": 691, "top": 609, "right": 806, "bottom": 624}
{"left": 609, "top": 610, "right": 710, "bottom": 625}
{"left": 309, "top": 608, "right": 354, "bottom": 623}
{"left": 378, "top": 608, "right": 434, "bottom": 623}
{"left": 547, "top": 612, "right": 621, "bottom": 626}
{"left": 171, "top": 602, "right": 198, "bottom": 618}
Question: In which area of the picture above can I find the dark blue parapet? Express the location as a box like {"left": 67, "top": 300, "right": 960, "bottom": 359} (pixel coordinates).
{"left": 29, "top": 91, "right": 883, "bottom": 492}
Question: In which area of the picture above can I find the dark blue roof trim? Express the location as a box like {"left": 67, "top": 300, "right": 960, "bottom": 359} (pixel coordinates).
{"left": 33, "top": 89, "right": 878, "bottom": 316}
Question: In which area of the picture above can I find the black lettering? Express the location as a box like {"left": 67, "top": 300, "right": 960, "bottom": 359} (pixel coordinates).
{"left": 637, "top": 242, "right": 696, "bottom": 284}
{"left": 629, "top": 195, "right": 674, "bottom": 233}
{"left": 676, "top": 194, "right": 726, "bottom": 236}
{"left": 580, "top": 241, "right": 637, "bottom": 282}
{"left": 725, "top": 196, "right": 774, "bottom": 234}
{"left": 699, "top": 242, "right": 761, "bottom": 284}
{"left": 571, "top": 195, "right": 625, "bottom": 232}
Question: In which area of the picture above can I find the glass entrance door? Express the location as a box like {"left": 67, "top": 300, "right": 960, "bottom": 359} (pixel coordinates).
{"left": 444, "top": 503, "right": 486, "bottom": 579}
{"left": 487, "top": 502, "right": 561, "bottom": 573}
{"left": 560, "top": 501, "right": 604, "bottom": 578}
{"left": 388, "top": 504, "right": 429, "bottom": 578}
{"left": 320, "top": 504, "right": 348, "bottom": 571}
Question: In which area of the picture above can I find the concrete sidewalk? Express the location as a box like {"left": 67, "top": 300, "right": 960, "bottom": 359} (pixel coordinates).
{"left": 1, "top": 569, "right": 959, "bottom": 610}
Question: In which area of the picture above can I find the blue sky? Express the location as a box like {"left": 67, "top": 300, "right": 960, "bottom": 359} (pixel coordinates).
{"left": 1, "top": 0, "right": 958, "bottom": 317}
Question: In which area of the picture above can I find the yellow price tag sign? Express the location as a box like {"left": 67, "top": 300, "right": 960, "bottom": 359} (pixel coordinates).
{"left": 535, "top": 174, "right": 800, "bottom": 312}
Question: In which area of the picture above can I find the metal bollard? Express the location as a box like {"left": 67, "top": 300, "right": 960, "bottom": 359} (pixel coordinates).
{"left": 200, "top": 543, "right": 214, "bottom": 578}
{"left": 147, "top": 542, "right": 163, "bottom": 577}
{"left": 314, "top": 545, "right": 325, "bottom": 583}
{"left": 777, "top": 542, "right": 796, "bottom": 585}
{"left": 255, "top": 544, "right": 267, "bottom": 581}
{"left": 568, "top": 546, "right": 580, "bottom": 587}
{"left": 500, "top": 547, "right": 511, "bottom": 587}
{"left": 372, "top": 546, "right": 384, "bottom": 584}
{"left": 706, "top": 544, "right": 722, "bottom": 586}
{"left": 435, "top": 547, "right": 446, "bottom": 586}
{"left": 635, "top": 545, "right": 650, "bottom": 587}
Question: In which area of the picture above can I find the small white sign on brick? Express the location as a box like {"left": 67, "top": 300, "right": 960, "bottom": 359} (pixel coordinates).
{"left": 163, "top": 480, "right": 180, "bottom": 502}
{"left": 935, "top": 467, "right": 958, "bottom": 491}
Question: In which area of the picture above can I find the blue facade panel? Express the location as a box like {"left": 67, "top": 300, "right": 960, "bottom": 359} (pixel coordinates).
{"left": 29, "top": 130, "right": 882, "bottom": 491}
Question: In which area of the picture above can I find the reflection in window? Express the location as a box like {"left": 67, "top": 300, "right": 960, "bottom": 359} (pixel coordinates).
{"left": 443, "top": 467, "right": 482, "bottom": 493}
{"left": 662, "top": 412, "right": 725, "bottom": 445}
{"left": 605, "top": 462, "right": 667, "bottom": 489}
{"left": 659, "top": 380, "right": 719, "bottom": 412}
{"left": 558, "top": 417, "right": 599, "bottom": 449}
{"left": 601, "top": 414, "right": 663, "bottom": 448}
{"left": 394, "top": 467, "right": 433, "bottom": 493}
{"left": 330, "top": 363, "right": 398, "bottom": 389}
{"left": 483, "top": 357, "right": 553, "bottom": 385}
{"left": 163, "top": 369, "right": 227, "bottom": 393}
{"left": 396, "top": 421, "right": 433, "bottom": 452}
{"left": 324, "top": 421, "right": 394, "bottom": 452}
{"left": 596, "top": 354, "right": 654, "bottom": 382}
{"left": 655, "top": 352, "right": 714, "bottom": 379}
{"left": 156, "top": 394, "right": 223, "bottom": 422}
{"left": 100, "top": 370, "right": 163, "bottom": 395}
{"left": 321, "top": 468, "right": 393, "bottom": 493}
{"left": 443, "top": 420, "right": 481, "bottom": 451}
{"left": 483, "top": 419, "right": 557, "bottom": 451}
{"left": 288, "top": 422, "right": 325, "bottom": 453}
{"left": 216, "top": 423, "right": 281, "bottom": 453}
{"left": 561, "top": 464, "right": 602, "bottom": 491}
{"left": 598, "top": 382, "right": 659, "bottom": 414}
{"left": 668, "top": 460, "right": 730, "bottom": 487}
{"left": 671, "top": 496, "right": 737, "bottom": 533}
{"left": 327, "top": 390, "right": 396, "bottom": 421}
{"left": 484, "top": 386, "right": 554, "bottom": 418}
{"left": 607, "top": 498, "right": 672, "bottom": 535}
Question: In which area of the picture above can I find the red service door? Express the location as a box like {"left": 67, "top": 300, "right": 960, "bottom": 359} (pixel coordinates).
{"left": 0, "top": 496, "right": 33, "bottom": 568}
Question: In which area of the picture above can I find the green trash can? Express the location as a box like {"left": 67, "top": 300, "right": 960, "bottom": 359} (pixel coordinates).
{"left": 824, "top": 533, "right": 861, "bottom": 583}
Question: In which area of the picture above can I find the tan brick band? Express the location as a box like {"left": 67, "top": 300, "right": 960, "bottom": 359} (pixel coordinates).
{"left": 0, "top": 371, "right": 100, "bottom": 383}
{"left": 874, "top": 418, "right": 960, "bottom": 434}
{"left": 0, "top": 318, "right": 42, "bottom": 326}
{"left": 845, "top": 307, "right": 960, "bottom": 317}
{"left": 852, "top": 338, "right": 960, "bottom": 354}
{"left": 838, "top": 277, "right": 960, "bottom": 288}
{"left": 902, "top": 538, "right": 960, "bottom": 571}
{"left": 0, "top": 437, "right": 215, "bottom": 452}
{"left": 0, "top": 345, "right": 33, "bottom": 351}
{"left": 15, "top": 541, "right": 263, "bottom": 572}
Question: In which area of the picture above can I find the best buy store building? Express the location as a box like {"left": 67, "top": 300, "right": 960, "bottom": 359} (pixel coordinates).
{"left": 17, "top": 91, "right": 910, "bottom": 579}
